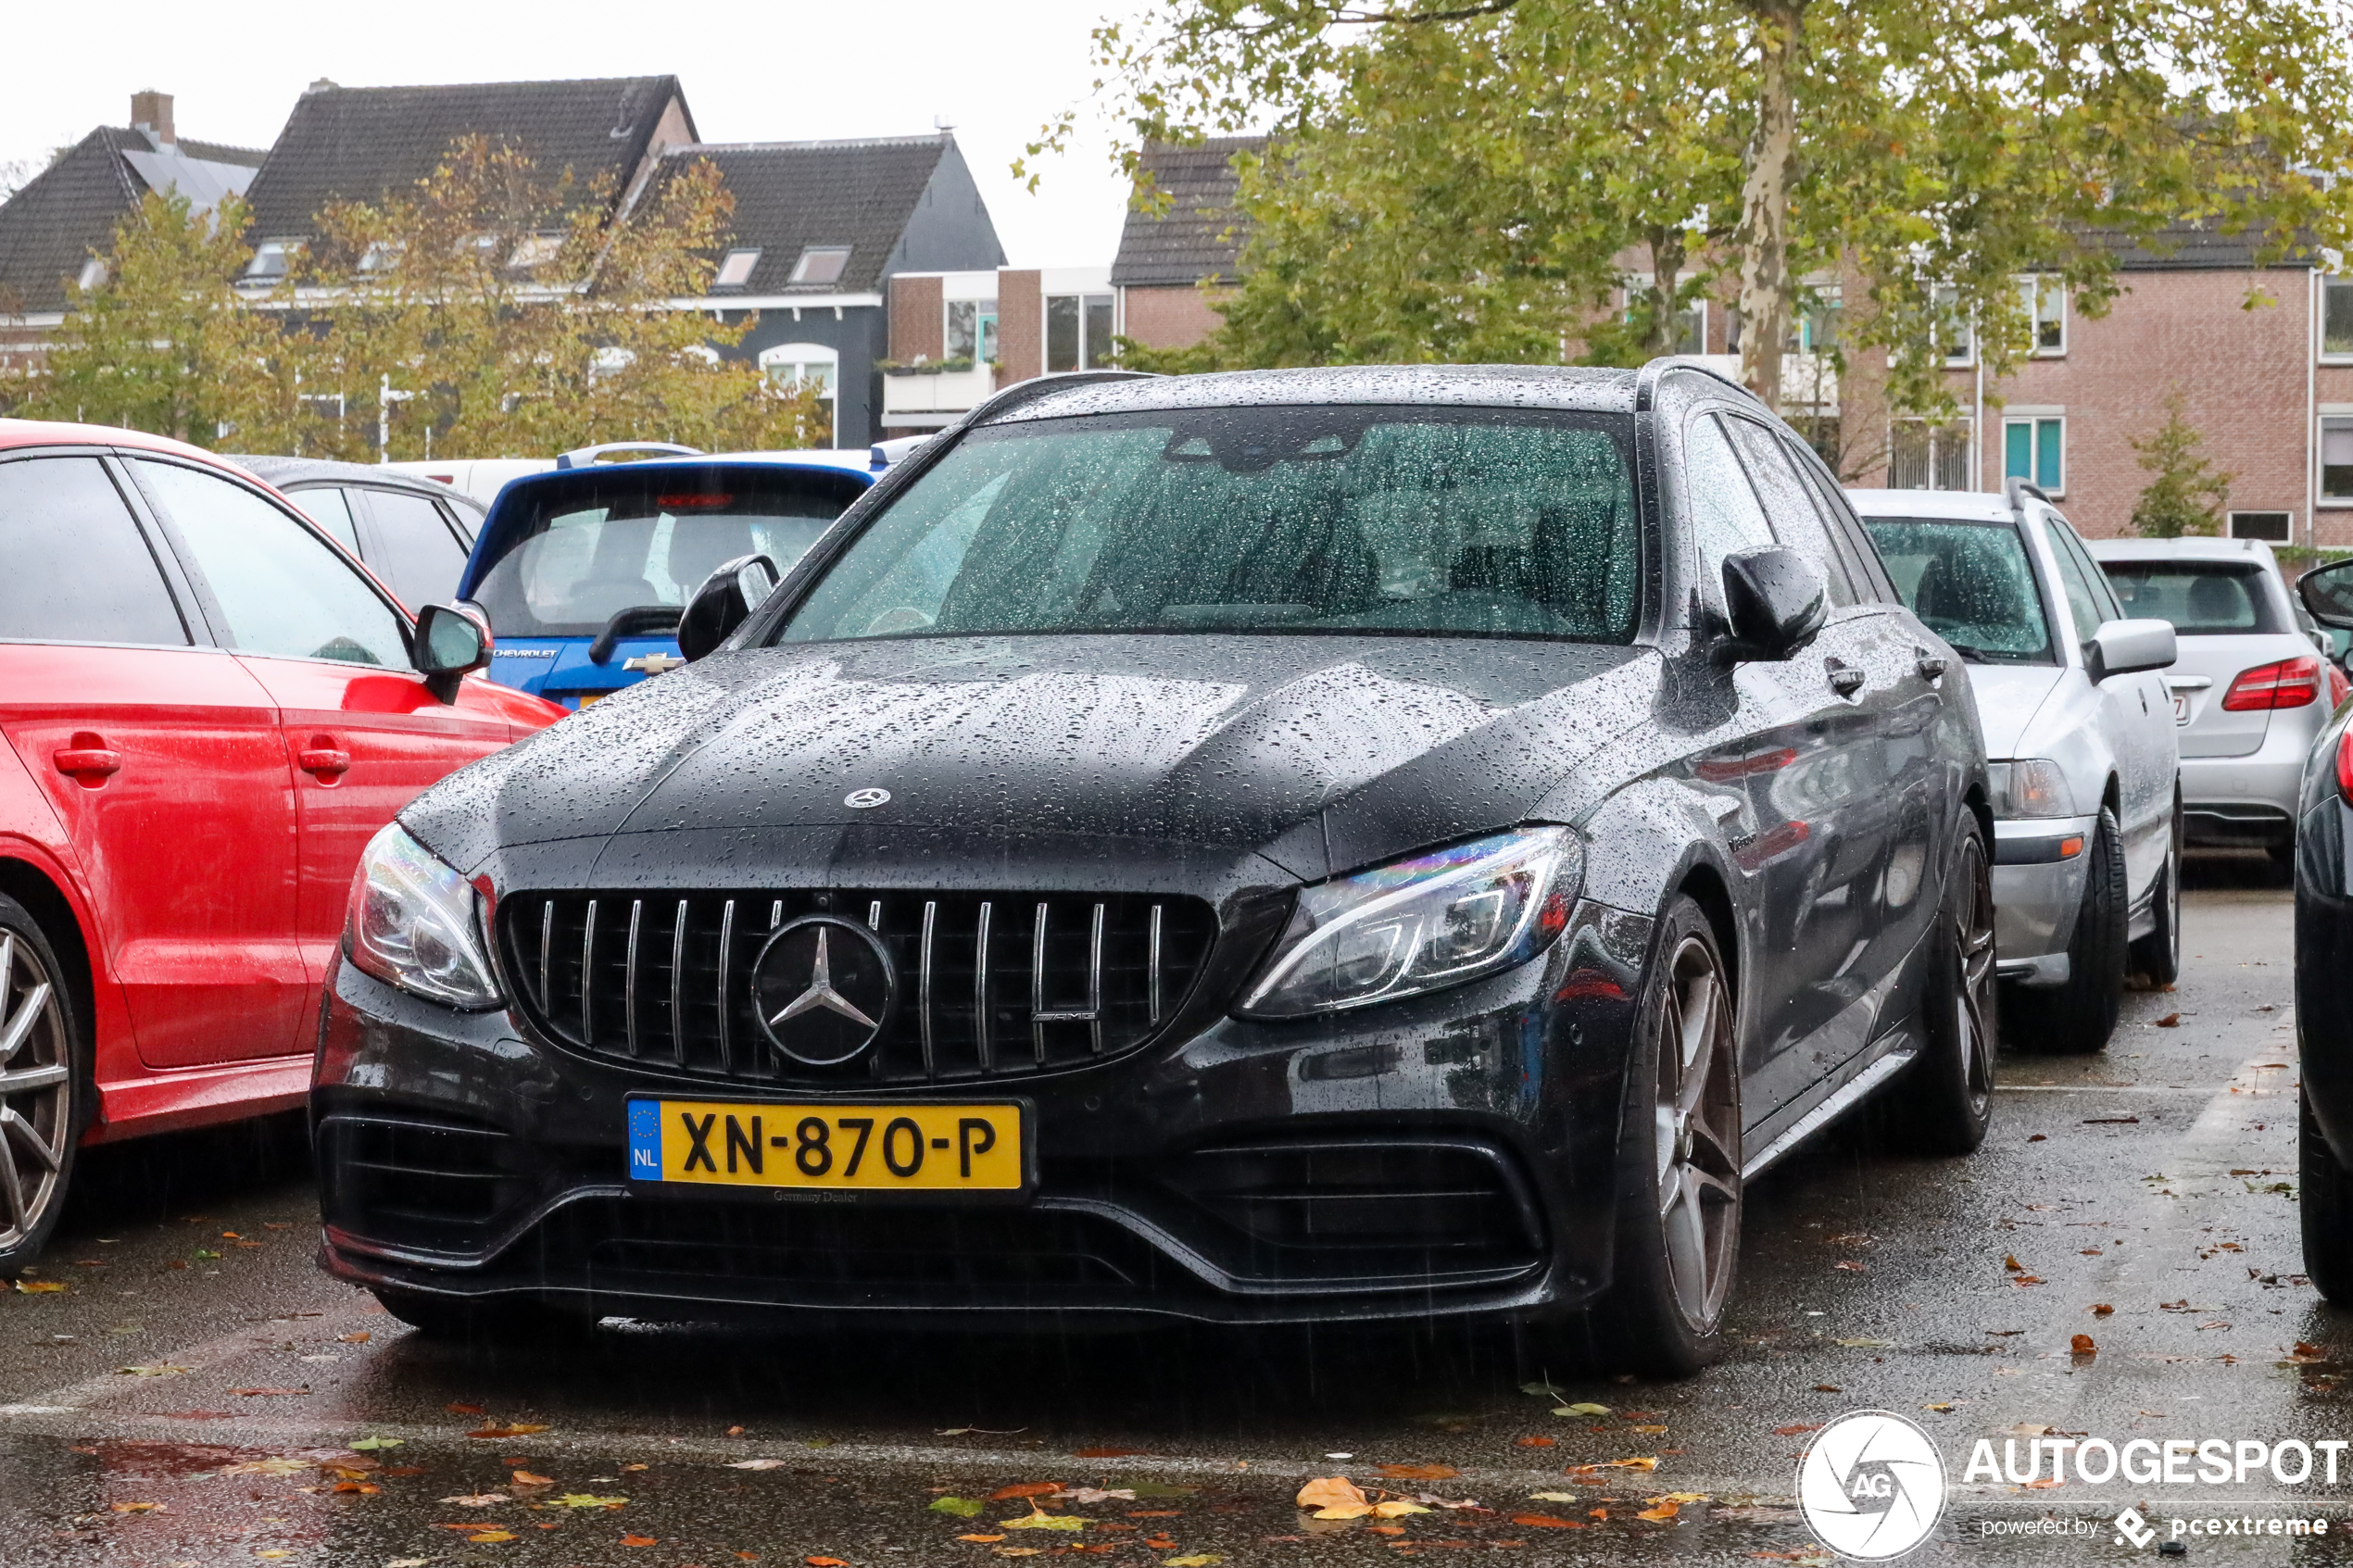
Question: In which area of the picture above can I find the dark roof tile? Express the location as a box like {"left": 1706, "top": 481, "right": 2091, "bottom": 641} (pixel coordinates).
{"left": 1110, "top": 136, "right": 1268, "bottom": 288}
{"left": 0, "top": 128, "right": 145, "bottom": 315}
{"left": 243, "top": 75, "right": 690, "bottom": 236}
{"left": 657, "top": 134, "right": 981, "bottom": 295}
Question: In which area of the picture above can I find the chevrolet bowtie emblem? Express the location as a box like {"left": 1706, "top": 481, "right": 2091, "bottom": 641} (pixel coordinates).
{"left": 622, "top": 653, "right": 687, "bottom": 675}
{"left": 767, "top": 927, "right": 877, "bottom": 1031}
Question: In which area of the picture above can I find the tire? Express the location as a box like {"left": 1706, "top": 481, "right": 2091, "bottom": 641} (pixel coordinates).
{"left": 2129, "top": 794, "right": 2183, "bottom": 986}
{"left": 2301, "top": 1090, "right": 2353, "bottom": 1304}
{"left": 1585, "top": 896, "right": 1743, "bottom": 1377}
{"left": 0, "top": 895, "right": 86, "bottom": 1278}
{"left": 2008, "top": 806, "right": 2127, "bottom": 1053}
{"left": 372, "top": 1286, "right": 595, "bottom": 1344}
{"left": 1876, "top": 818, "right": 1996, "bottom": 1156}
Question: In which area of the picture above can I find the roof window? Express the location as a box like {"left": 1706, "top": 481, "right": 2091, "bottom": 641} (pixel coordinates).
{"left": 788, "top": 245, "right": 851, "bottom": 285}
{"left": 75, "top": 257, "right": 108, "bottom": 293}
{"left": 245, "top": 241, "right": 296, "bottom": 282}
{"left": 714, "top": 248, "right": 761, "bottom": 287}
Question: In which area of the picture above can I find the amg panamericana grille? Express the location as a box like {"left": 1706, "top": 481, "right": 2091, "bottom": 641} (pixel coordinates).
{"left": 500, "top": 890, "right": 1217, "bottom": 1086}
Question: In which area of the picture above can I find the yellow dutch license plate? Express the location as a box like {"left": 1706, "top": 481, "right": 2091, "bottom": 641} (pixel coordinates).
{"left": 625, "top": 1098, "right": 1025, "bottom": 1192}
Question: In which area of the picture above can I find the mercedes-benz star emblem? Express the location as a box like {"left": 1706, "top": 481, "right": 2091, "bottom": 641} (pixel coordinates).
{"left": 750, "top": 915, "right": 897, "bottom": 1065}
{"left": 844, "top": 787, "right": 891, "bottom": 809}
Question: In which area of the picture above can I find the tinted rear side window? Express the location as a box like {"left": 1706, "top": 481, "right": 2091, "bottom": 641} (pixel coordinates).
{"left": 474, "top": 467, "right": 863, "bottom": 637}
{"left": 781, "top": 407, "right": 1640, "bottom": 644}
{"left": 0, "top": 457, "right": 188, "bottom": 646}
{"left": 293, "top": 486, "right": 362, "bottom": 556}
{"left": 2104, "top": 563, "right": 2283, "bottom": 635}
{"left": 365, "top": 489, "right": 470, "bottom": 610}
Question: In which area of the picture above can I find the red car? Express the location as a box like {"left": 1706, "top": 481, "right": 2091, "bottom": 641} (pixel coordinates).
{"left": 0, "top": 420, "right": 561, "bottom": 1271}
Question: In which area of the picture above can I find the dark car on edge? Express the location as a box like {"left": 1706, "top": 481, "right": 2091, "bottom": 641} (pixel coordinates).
{"left": 2282, "top": 559, "right": 2353, "bottom": 1298}
{"left": 311, "top": 362, "right": 1996, "bottom": 1374}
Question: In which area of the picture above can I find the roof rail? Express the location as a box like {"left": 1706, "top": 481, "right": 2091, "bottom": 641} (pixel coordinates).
{"left": 555, "top": 441, "right": 705, "bottom": 469}
{"left": 2004, "top": 476, "right": 2050, "bottom": 510}
{"left": 960, "top": 369, "right": 1159, "bottom": 428}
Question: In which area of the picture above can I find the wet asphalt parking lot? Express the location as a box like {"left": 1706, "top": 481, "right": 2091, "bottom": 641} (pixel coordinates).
{"left": 0, "top": 851, "right": 2345, "bottom": 1566}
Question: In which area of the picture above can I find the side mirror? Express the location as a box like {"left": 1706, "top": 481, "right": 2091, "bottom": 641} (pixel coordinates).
{"left": 1718, "top": 545, "right": 1828, "bottom": 662}
{"left": 2301, "top": 558, "right": 2353, "bottom": 630}
{"left": 414, "top": 601, "right": 490, "bottom": 703}
{"left": 678, "top": 553, "right": 781, "bottom": 662}
{"left": 2082, "top": 617, "right": 2176, "bottom": 682}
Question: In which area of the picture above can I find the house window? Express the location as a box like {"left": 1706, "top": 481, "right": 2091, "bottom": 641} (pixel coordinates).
{"left": 2229, "top": 511, "right": 2292, "bottom": 541}
{"left": 359, "top": 242, "right": 401, "bottom": 274}
{"left": 1792, "top": 286, "right": 1843, "bottom": 353}
{"left": 2018, "top": 274, "right": 2066, "bottom": 355}
{"left": 1046, "top": 293, "right": 1115, "bottom": 371}
{"left": 2005, "top": 415, "right": 2065, "bottom": 494}
{"left": 1622, "top": 276, "right": 1705, "bottom": 354}
{"left": 75, "top": 257, "right": 107, "bottom": 292}
{"left": 1891, "top": 420, "right": 1973, "bottom": 490}
{"left": 245, "top": 241, "right": 296, "bottom": 282}
{"left": 760, "top": 341, "right": 839, "bottom": 445}
{"left": 2324, "top": 274, "right": 2353, "bottom": 360}
{"left": 1934, "top": 283, "right": 1973, "bottom": 366}
{"left": 510, "top": 233, "right": 562, "bottom": 270}
{"left": 788, "top": 246, "right": 851, "bottom": 285}
{"left": 714, "top": 249, "right": 761, "bottom": 288}
{"left": 946, "top": 298, "right": 999, "bottom": 364}
{"left": 2323, "top": 416, "right": 2353, "bottom": 504}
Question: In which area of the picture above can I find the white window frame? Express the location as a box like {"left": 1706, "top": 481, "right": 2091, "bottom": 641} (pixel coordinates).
{"left": 714, "top": 248, "right": 761, "bottom": 288}
{"left": 788, "top": 246, "right": 852, "bottom": 285}
{"left": 74, "top": 257, "right": 107, "bottom": 292}
{"left": 2018, "top": 274, "right": 2067, "bottom": 357}
{"left": 2321, "top": 412, "right": 2353, "bottom": 508}
{"left": 2322, "top": 273, "right": 2353, "bottom": 363}
{"left": 1621, "top": 272, "right": 1707, "bottom": 355}
{"left": 1933, "top": 282, "right": 1974, "bottom": 368}
{"left": 759, "top": 341, "right": 840, "bottom": 445}
{"left": 2004, "top": 409, "right": 2067, "bottom": 497}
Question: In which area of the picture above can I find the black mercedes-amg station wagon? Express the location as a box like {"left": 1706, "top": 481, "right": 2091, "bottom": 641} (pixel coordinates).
{"left": 315, "top": 362, "right": 1995, "bottom": 1373}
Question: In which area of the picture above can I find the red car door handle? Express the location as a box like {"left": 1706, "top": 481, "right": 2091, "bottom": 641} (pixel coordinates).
{"left": 54, "top": 746, "right": 122, "bottom": 780}
{"left": 298, "top": 747, "right": 352, "bottom": 777}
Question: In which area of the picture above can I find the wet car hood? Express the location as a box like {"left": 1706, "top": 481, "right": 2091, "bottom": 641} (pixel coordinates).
{"left": 403, "top": 633, "right": 1658, "bottom": 884}
{"left": 1960, "top": 661, "right": 2064, "bottom": 762}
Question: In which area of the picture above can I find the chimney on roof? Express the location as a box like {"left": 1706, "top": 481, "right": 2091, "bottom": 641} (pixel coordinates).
{"left": 306, "top": 77, "right": 339, "bottom": 94}
{"left": 130, "top": 90, "right": 174, "bottom": 146}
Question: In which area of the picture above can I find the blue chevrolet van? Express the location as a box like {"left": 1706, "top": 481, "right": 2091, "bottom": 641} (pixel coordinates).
{"left": 459, "top": 452, "right": 879, "bottom": 708}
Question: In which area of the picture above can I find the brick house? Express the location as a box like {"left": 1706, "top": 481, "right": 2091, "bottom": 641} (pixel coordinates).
{"left": 2, "top": 77, "right": 1009, "bottom": 449}
{"left": 1086, "top": 140, "right": 2353, "bottom": 546}
{"left": 879, "top": 264, "right": 1115, "bottom": 436}
{"left": 0, "top": 92, "right": 264, "bottom": 369}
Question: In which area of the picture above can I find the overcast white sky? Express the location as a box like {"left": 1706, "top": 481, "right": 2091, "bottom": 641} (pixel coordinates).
{"left": 2, "top": 0, "right": 1150, "bottom": 268}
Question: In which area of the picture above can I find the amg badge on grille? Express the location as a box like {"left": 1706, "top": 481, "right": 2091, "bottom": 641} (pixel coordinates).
{"left": 751, "top": 916, "right": 898, "bottom": 1065}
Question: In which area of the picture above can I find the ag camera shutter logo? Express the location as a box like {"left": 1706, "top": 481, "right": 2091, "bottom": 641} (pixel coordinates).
{"left": 1796, "top": 1410, "right": 1948, "bottom": 1560}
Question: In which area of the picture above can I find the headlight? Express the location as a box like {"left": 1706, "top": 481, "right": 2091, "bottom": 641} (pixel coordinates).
{"left": 344, "top": 823, "right": 503, "bottom": 1008}
{"left": 1987, "top": 759, "right": 2074, "bottom": 819}
{"left": 1237, "top": 827, "right": 1579, "bottom": 1019}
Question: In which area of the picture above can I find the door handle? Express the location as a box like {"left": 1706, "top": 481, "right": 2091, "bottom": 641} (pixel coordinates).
{"left": 298, "top": 746, "right": 352, "bottom": 779}
{"left": 1825, "top": 658, "right": 1865, "bottom": 697}
{"left": 1916, "top": 647, "right": 1948, "bottom": 682}
{"left": 54, "top": 745, "right": 121, "bottom": 783}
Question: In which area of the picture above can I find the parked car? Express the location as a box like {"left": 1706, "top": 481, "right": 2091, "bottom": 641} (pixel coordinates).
{"left": 315, "top": 361, "right": 1997, "bottom": 1374}
{"left": 230, "top": 457, "right": 486, "bottom": 612}
{"left": 459, "top": 455, "right": 875, "bottom": 709}
{"left": 1852, "top": 485, "right": 2179, "bottom": 1053}
{"left": 2289, "top": 561, "right": 2353, "bottom": 1296}
{"left": 0, "top": 419, "right": 562, "bottom": 1273}
{"left": 2087, "top": 535, "right": 2340, "bottom": 872}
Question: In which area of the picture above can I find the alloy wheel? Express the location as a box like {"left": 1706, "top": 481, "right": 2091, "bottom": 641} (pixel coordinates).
{"left": 0, "top": 931, "right": 72, "bottom": 1252}
{"left": 1653, "top": 933, "right": 1741, "bottom": 1329}
{"left": 1955, "top": 835, "right": 1997, "bottom": 1119}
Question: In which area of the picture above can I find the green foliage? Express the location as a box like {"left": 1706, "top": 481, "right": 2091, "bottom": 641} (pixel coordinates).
{"left": 14, "top": 190, "right": 297, "bottom": 445}
{"left": 2130, "top": 389, "right": 2233, "bottom": 538}
{"left": 1041, "top": 0, "right": 2353, "bottom": 419}
{"left": 8, "top": 138, "right": 826, "bottom": 458}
